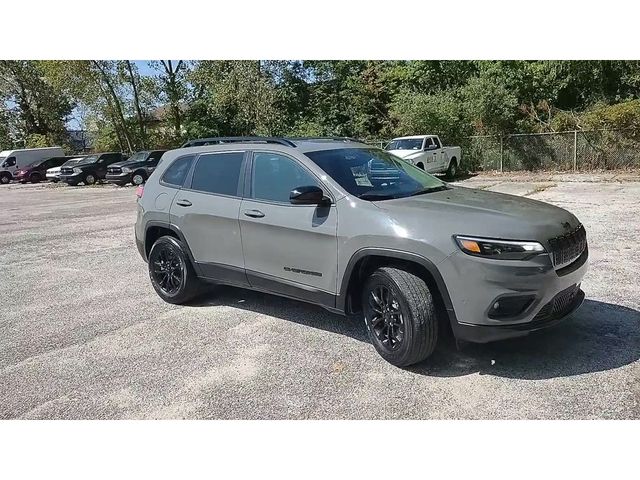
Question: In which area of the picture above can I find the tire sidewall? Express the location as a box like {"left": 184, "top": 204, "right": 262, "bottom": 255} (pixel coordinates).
{"left": 363, "top": 271, "right": 416, "bottom": 364}
{"left": 0, "top": 174, "right": 11, "bottom": 184}
{"left": 84, "top": 173, "right": 96, "bottom": 185}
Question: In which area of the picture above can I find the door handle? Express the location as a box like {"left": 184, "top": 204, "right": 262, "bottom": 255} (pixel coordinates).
{"left": 243, "top": 209, "right": 265, "bottom": 218}
{"left": 176, "top": 199, "right": 192, "bottom": 207}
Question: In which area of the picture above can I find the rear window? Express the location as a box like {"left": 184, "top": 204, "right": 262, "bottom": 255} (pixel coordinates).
{"left": 161, "top": 155, "right": 194, "bottom": 187}
{"left": 189, "top": 152, "right": 244, "bottom": 196}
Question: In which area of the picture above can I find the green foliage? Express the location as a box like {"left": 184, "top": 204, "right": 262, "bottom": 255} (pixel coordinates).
{"left": 0, "top": 60, "right": 73, "bottom": 148}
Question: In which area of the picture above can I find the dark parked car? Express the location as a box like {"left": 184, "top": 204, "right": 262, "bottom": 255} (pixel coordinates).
{"left": 106, "top": 150, "right": 166, "bottom": 186}
{"left": 59, "top": 152, "right": 127, "bottom": 186}
{"left": 15, "top": 156, "right": 84, "bottom": 184}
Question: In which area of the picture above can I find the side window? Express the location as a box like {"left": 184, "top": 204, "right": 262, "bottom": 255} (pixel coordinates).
{"left": 4, "top": 157, "right": 16, "bottom": 167}
{"left": 423, "top": 137, "right": 434, "bottom": 149}
{"left": 149, "top": 151, "right": 163, "bottom": 161}
{"left": 190, "top": 152, "right": 244, "bottom": 196}
{"left": 252, "top": 153, "right": 318, "bottom": 203}
{"left": 432, "top": 137, "right": 441, "bottom": 148}
{"left": 161, "top": 155, "right": 194, "bottom": 187}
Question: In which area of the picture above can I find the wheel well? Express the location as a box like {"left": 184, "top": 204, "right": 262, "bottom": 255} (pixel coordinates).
{"left": 133, "top": 169, "right": 147, "bottom": 177}
{"left": 145, "top": 226, "right": 179, "bottom": 258}
{"left": 344, "top": 255, "right": 448, "bottom": 321}
{"left": 450, "top": 156, "right": 457, "bottom": 165}
{"left": 416, "top": 162, "right": 424, "bottom": 169}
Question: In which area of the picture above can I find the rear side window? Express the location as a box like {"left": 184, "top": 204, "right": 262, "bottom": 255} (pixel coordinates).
{"left": 432, "top": 137, "right": 441, "bottom": 148}
{"left": 162, "top": 155, "right": 194, "bottom": 187}
{"left": 190, "top": 152, "right": 244, "bottom": 196}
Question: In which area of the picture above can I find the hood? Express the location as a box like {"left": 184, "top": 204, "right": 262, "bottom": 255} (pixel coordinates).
{"left": 387, "top": 149, "right": 423, "bottom": 160}
{"left": 374, "top": 186, "right": 581, "bottom": 247}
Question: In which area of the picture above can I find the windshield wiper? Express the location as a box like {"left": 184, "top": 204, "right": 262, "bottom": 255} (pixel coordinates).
{"left": 359, "top": 193, "right": 398, "bottom": 201}
{"left": 408, "top": 185, "right": 448, "bottom": 197}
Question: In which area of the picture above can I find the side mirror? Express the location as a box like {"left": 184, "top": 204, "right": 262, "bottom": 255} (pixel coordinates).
{"left": 425, "top": 144, "right": 437, "bottom": 151}
{"left": 290, "top": 185, "right": 330, "bottom": 205}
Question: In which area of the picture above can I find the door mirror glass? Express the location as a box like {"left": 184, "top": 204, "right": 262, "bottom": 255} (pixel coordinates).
{"left": 426, "top": 143, "right": 438, "bottom": 151}
{"left": 290, "top": 185, "right": 328, "bottom": 205}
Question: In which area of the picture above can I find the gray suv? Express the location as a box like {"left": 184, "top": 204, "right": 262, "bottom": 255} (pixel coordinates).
{"left": 135, "top": 137, "right": 588, "bottom": 366}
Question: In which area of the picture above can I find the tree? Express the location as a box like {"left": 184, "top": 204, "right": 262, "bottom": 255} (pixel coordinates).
{"left": 149, "top": 60, "right": 189, "bottom": 143}
{"left": 0, "top": 60, "right": 73, "bottom": 148}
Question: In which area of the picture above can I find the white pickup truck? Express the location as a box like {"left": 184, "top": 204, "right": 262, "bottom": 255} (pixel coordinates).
{"left": 385, "top": 135, "right": 461, "bottom": 178}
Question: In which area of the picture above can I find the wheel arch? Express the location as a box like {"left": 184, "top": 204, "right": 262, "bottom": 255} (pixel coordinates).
{"left": 144, "top": 222, "right": 198, "bottom": 270}
{"left": 338, "top": 248, "right": 457, "bottom": 329}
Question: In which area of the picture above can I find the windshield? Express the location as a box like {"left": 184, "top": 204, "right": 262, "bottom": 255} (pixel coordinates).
{"left": 127, "top": 151, "right": 148, "bottom": 162}
{"left": 385, "top": 139, "right": 423, "bottom": 151}
{"left": 305, "top": 148, "right": 446, "bottom": 200}
{"left": 62, "top": 158, "right": 85, "bottom": 167}
{"left": 78, "top": 155, "right": 98, "bottom": 164}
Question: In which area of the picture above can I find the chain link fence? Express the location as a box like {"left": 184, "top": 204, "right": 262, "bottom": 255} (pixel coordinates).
{"left": 467, "top": 129, "right": 640, "bottom": 172}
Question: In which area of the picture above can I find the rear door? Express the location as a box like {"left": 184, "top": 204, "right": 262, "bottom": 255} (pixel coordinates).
{"left": 169, "top": 150, "right": 249, "bottom": 286}
{"left": 239, "top": 151, "right": 338, "bottom": 306}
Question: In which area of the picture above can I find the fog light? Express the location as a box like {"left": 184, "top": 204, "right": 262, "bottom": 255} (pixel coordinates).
{"left": 488, "top": 295, "right": 535, "bottom": 319}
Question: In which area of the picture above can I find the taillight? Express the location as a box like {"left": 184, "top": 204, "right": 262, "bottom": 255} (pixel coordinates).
{"left": 135, "top": 185, "right": 144, "bottom": 198}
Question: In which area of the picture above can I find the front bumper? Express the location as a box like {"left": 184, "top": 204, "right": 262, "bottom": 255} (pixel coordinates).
{"left": 106, "top": 172, "right": 132, "bottom": 185}
{"left": 439, "top": 248, "right": 588, "bottom": 343}
{"left": 60, "top": 173, "right": 83, "bottom": 184}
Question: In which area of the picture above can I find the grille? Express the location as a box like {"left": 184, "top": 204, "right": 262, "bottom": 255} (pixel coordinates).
{"left": 107, "top": 166, "right": 122, "bottom": 174}
{"left": 548, "top": 224, "right": 587, "bottom": 268}
{"left": 60, "top": 167, "right": 74, "bottom": 175}
{"left": 532, "top": 284, "right": 581, "bottom": 324}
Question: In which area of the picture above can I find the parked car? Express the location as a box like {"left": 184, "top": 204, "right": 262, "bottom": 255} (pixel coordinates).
{"left": 0, "top": 147, "right": 65, "bottom": 184}
{"left": 15, "top": 156, "right": 82, "bottom": 184}
{"left": 106, "top": 150, "right": 166, "bottom": 186}
{"left": 46, "top": 157, "right": 86, "bottom": 182}
{"left": 385, "top": 135, "right": 461, "bottom": 178}
{"left": 59, "top": 152, "right": 127, "bottom": 186}
{"left": 135, "top": 137, "right": 588, "bottom": 367}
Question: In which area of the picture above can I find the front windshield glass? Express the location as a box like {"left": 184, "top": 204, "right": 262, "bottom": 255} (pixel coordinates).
{"left": 305, "top": 148, "right": 447, "bottom": 200}
{"left": 78, "top": 155, "right": 98, "bottom": 164}
{"left": 128, "top": 151, "right": 148, "bottom": 162}
{"left": 62, "top": 157, "right": 86, "bottom": 167}
{"left": 385, "top": 139, "right": 423, "bottom": 151}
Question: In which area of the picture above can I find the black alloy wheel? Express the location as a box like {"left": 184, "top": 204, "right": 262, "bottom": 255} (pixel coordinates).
{"left": 151, "top": 245, "right": 184, "bottom": 296}
{"left": 367, "top": 285, "right": 405, "bottom": 351}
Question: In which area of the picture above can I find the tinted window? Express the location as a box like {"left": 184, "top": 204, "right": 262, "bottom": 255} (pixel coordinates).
{"left": 190, "top": 152, "right": 244, "bottom": 196}
{"left": 162, "top": 155, "right": 194, "bottom": 187}
{"left": 149, "top": 151, "right": 165, "bottom": 161}
{"left": 385, "top": 139, "right": 422, "bottom": 151}
{"left": 424, "top": 137, "right": 434, "bottom": 148}
{"left": 252, "top": 153, "right": 318, "bottom": 203}
{"left": 3, "top": 157, "right": 16, "bottom": 167}
{"left": 432, "top": 137, "right": 441, "bottom": 148}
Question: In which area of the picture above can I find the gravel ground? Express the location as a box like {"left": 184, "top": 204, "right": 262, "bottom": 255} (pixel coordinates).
{"left": 0, "top": 176, "right": 639, "bottom": 419}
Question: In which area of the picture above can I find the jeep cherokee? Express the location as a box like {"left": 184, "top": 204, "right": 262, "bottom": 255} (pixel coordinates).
{"left": 135, "top": 137, "right": 588, "bottom": 366}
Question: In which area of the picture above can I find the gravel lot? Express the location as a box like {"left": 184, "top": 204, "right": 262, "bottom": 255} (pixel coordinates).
{"left": 1, "top": 175, "right": 639, "bottom": 419}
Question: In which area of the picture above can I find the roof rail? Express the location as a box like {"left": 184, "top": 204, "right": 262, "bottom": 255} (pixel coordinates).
{"left": 288, "top": 136, "right": 366, "bottom": 144}
{"left": 180, "top": 136, "right": 297, "bottom": 148}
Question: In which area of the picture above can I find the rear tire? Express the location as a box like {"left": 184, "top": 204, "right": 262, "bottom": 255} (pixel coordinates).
{"left": 148, "top": 236, "right": 203, "bottom": 304}
{"left": 446, "top": 158, "right": 458, "bottom": 179}
{"left": 362, "top": 267, "right": 438, "bottom": 366}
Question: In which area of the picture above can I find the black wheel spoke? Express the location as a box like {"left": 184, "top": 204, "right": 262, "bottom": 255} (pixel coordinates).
{"left": 365, "top": 283, "right": 405, "bottom": 352}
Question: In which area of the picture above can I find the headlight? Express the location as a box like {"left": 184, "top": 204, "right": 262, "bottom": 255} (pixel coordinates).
{"left": 454, "top": 235, "right": 545, "bottom": 260}
{"left": 122, "top": 167, "right": 131, "bottom": 173}
{"left": 73, "top": 167, "right": 82, "bottom": 174}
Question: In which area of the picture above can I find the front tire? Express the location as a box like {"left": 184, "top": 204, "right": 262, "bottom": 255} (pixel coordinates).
{"left": 148, "top": 236, "right": 202, "bottom": 304}
{"left": 362, "top": 267, "right": 438, "bottom": 366}
{"left": 84, "top": 173, "right": 96, "bottom": 185}
{"left": 0, "top": 173, "right": 11, "bottom": 185}
{"left": 131, "top": 171, "right": 147, "bottom": 186}
{"left": 30, "top": 173, "right": 41, "bottom": 183}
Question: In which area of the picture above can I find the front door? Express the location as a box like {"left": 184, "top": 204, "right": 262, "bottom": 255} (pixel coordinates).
{"left": 239, "top": 151, "right": 338, "bottom": 307}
